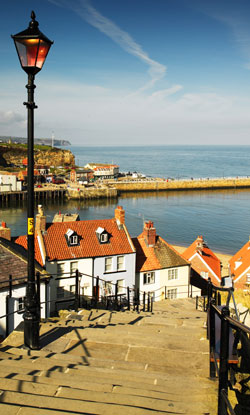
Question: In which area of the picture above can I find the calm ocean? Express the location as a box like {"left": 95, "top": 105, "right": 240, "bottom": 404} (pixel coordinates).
{"left": 2, "top": 145, "right": 250, "bottom": 255}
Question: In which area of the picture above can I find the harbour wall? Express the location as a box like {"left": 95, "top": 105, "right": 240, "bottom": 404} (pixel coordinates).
{"left": 66, "top": 187, "right": 117, "bottom": 200}
{"left": 109, "top": 177, "right": 250, "bottom": 192}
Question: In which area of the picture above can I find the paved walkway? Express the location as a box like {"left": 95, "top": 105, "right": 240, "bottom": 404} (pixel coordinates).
{"left": 0, "top": 298, "right": 217, "bottom": 414}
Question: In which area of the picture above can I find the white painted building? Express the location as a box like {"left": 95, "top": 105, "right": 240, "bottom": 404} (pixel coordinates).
{"left": 132, "top": 221, "right": 192, "bottom": 301}
{"left": 0, "top": 174, "right": 22, "bottom": 192}
{"left": 0, "top": 237, "right": 48, "bottom": 339}
{"left": 15, "top": 206, "right": 136, "bottom": 313}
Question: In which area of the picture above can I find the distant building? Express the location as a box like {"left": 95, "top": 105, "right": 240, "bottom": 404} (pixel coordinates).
{"left": 84, "top": 163, "right": 119, "bottom": 180}
{"left": 182, "top": 235, "right": 221, "bottom": 287}
{"left": 132, "top": 221, "right": 192, "bottom": 301}
{"left": 0, "top": 173, "right": 22, "bottom": 192}
{"left": 70, "top": 168, "right": 94, "bottom": 183}
{"left": 229, "top": 238, "right": 250, "bottom": 290}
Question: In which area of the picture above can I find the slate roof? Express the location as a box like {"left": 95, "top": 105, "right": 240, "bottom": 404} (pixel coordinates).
{"left": 229, "top": 239, "right": 250, "bottom": 279}
{"left": 15, "top": 219, "right": 135, "bottom": 263}
{"left": 132, "top": 234, "right": 189, "bottom": 273}
{"left": 182, "top": 237, "right": 221, "bottom": 278}
{"left": 0, "top": 237, "right": 44, "bottom": 289}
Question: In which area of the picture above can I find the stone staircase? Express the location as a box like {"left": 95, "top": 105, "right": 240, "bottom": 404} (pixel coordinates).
{"left": 0, "top": 298, "right": 218, "bottom": 414}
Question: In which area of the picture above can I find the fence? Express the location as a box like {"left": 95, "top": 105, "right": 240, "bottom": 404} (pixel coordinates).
{"left": 0, "top": 269, "right": 156, "bottom": 339}
{"left": 197, "top": 279, "right": 250, "bottom": 415}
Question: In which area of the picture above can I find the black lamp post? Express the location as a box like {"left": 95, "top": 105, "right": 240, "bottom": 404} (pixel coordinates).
{"left": 12, "top": 11, "right": 53, "bottom": 349}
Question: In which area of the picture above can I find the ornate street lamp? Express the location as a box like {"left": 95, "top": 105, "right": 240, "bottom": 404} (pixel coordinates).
{"left": 12, "top": 11, "right": 53, "bottom": 349}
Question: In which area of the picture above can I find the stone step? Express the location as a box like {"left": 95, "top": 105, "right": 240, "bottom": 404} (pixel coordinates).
{"left": 0, "top": 347, "right": 210, "bottom": 382}
{"left": 0, "top": 390, "right": 181, "bottom": 415}
{"left": 0, "top": 369, "right": 217, "bottom": 398}
{"left": 0, "top": 377, "right": 216, "bottom": 414}
{"left": 0, "top": 403, "right": 80, "bottom": 415}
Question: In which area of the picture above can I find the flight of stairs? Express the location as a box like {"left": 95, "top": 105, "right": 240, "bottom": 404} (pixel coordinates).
{"left": 0, "top": 298, "right": 218, "bottom": 414}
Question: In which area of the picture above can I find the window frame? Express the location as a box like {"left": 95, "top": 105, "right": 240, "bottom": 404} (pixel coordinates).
{"left": 105, "top": 257, "right": 113, "bottom": 273}
{"left": 167, "top": 288, "right": 177, "bottom": 299}
{"left": 70, "top": 261, "right": 78, "bottom": 276}
{"left": 117, "top": 255, "right": 125, "bottom": 271}
{"left": 168, "top": 268, "right": 178, "bottom": 280}
{"left": 143, "top": 272, "right": 155, "bottom": 285}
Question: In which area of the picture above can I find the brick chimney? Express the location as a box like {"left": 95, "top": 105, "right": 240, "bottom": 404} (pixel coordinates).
{"left": 0, "top": 221, "right": 11, "bottom": 241}
{"left": 196, "top": 235, "right": 204, "bottom": 255}
{"left": 36, "top": 205, "right": 46, "bottom": 233}
{"left": 115, "top": 206, "right": 125, "bottom": 226}
{"left": 143, "top": 221, "right": 156, "bottom": 247}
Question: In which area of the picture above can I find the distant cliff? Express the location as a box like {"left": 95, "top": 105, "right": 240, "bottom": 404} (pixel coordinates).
{"left": 0, "top": 136, "right": 71, "bottom": 146}
{"left": 0, "top": 144, "right": 75, "bottom": 168}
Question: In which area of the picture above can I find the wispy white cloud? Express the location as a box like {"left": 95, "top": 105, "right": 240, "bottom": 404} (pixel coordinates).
{"left": 49, "top": 0, "right": 166, "bottom": 89}
{"left": 0, "top": 110, "right": 25, "bottom": 125}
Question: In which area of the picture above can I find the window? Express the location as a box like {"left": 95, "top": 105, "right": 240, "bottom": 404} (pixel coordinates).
{"left": 100, "top": 233, "right": 108, "bottom": 243}
{"left": 105, "top": 257, "right": 112, "bottom": 272}
{"left": 96, "top": 227, "right": 109, "bottom": 243}
{"left": 168, "top": 269, "right": 178, "bottom": 280}
{"left": 167, "top": 288, "right": 177, "bottom": 299}
{"left": 246, "top": 274, "right": 250, "bottom": 284}
{"left": 57, "top": 263, "right": 65, "bottom": 276}
{"left": 65, "top": 229, "right": 79, "bottom": 246}
{"left": 17, "top": 297, "right": 25, "bottom": 313}
{"left": 143, "top": 272, "right": 155, "bottom": 285}
{"left": 117, "top": 256, "right": 124, "bottom": 271}
{"left": 71, "top": 235, "right": 78, "bottom": 245}
{"left": 117, "top": 279, "right": 124, "bottom": 294}
{"left": 70, "top": 261, "right": 78, "bottom": 276}
{"left": 57, "top": 287, "right": 64, "bottom": 299}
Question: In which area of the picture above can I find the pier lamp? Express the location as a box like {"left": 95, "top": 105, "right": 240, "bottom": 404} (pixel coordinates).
{"left": 12, "top": 11, "right": 53, "bottom": 349}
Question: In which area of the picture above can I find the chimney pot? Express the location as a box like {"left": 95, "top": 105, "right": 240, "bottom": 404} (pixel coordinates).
{"left": 143, "top": 221, "right": 156, "bottom": 246}
{"left": 115, "top": 206, "right": 125, "bottom": 225}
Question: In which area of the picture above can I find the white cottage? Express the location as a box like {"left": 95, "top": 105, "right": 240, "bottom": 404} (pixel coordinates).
{"left": 0, "top": 236, "right": 48, "bottom": 339}
{"left": 15, "top": 206, "right": 136, "bottom": 312}
{"left": 132, "top": 221, "right": 191, "bottom": 301}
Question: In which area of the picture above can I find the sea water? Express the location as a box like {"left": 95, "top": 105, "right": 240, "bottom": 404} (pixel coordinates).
{"left": 1, "top": 145, "right": 250, "bottom": 254}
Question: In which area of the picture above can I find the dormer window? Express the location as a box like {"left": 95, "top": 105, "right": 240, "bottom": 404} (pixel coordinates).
{"left": 65, "top": 228, "right": 79, "bottom": 246}
{"left": 100, "top": 233, "right": 108, "bottom": 243}
{"left": 96, "top": 226, "right": 109, "bottom": 244}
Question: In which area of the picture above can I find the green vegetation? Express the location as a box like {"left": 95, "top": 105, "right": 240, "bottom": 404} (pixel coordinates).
{"left": 0, "top": 142, "right": 60, "bottom": 152}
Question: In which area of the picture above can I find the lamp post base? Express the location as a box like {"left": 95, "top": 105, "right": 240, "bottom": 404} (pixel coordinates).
{"left": 23, "top": 311, "right": 40, "bottom": 350}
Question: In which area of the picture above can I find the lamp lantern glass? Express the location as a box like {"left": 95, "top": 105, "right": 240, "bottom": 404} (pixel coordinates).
{"left": 12, "top": 11, "right": 53, "bottom": 75}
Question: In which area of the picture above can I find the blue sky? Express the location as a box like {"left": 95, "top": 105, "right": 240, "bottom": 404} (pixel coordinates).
{"left": 1, "top": 0, "right": 250, "bottom": 145}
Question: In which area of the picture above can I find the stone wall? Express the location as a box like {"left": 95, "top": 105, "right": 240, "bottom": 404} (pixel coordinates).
{"left": 111, "top": 178, "right": 250, "bottom": 192}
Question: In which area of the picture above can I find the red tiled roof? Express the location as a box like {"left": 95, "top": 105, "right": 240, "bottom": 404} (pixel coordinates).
{"left": 15, "top": 219, "right": 135, "bottom": 262}
{"left": 229, "top": 240, "right": 250, "bottom": 279}
{"left": 14, "top": 234, "right": 44, "bottom": 267}
{"left": 132, "top": 234, "right": 189, "bottom": 273}
{"left": 182, "top": 237, "right": 221, "bottom": 278}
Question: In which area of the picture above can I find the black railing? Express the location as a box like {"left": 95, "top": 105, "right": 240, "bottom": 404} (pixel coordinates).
{"left": 0, "top": 269, "right": 156, "bottom": 340}
{"left": 201, "top": 279, "right": 250, "bottom": 415}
